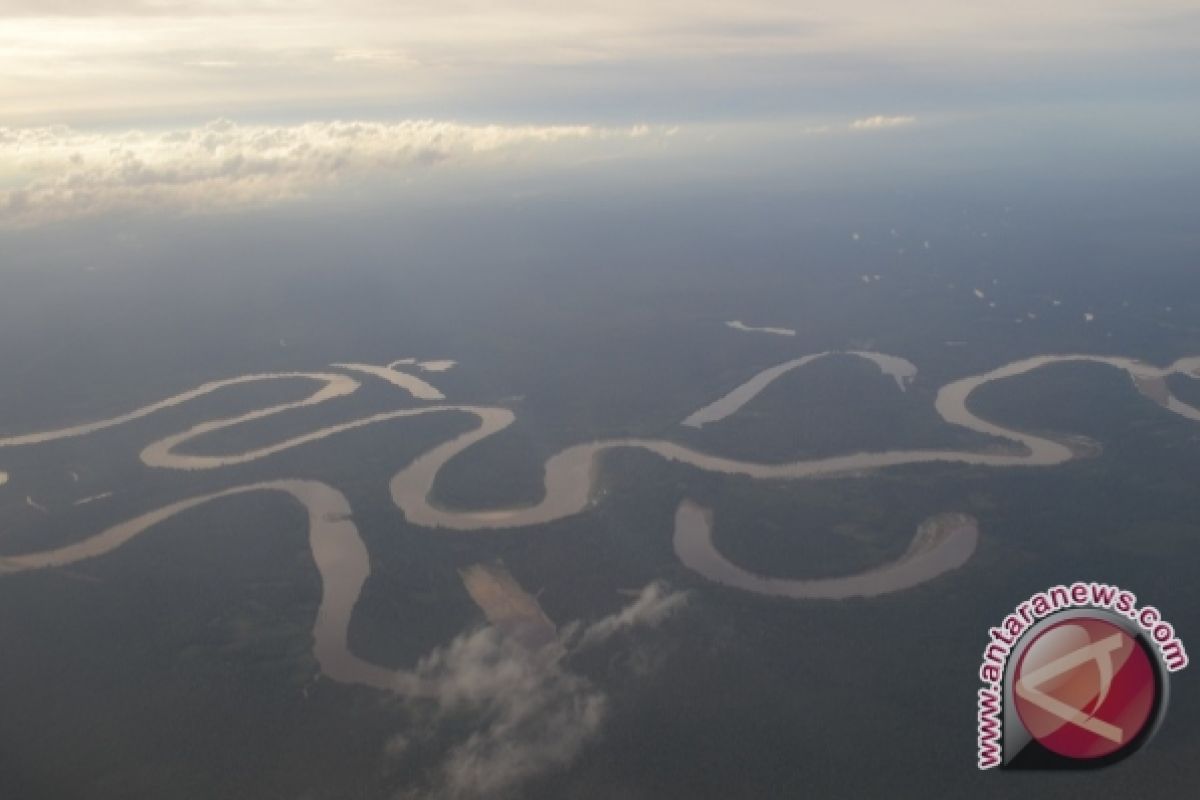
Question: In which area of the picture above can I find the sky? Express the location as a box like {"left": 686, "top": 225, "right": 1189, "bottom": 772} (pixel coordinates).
{"left": 1, "top": 1, "right": 1197, "bottom": 226}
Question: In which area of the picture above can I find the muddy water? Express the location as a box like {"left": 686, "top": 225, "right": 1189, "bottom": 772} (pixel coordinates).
{"left": 673, "top": 502, "right": 978, "bottom": 599}
{"left": 2, "top": 350, "right": 1199, "bottom": 690}
{"left": 0, "top": 479, "right": 420, "bottom": 693}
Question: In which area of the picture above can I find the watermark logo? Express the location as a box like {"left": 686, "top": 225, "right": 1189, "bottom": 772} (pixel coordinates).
{"left": 977, "top": 582, "right": 1187, "bottom": 770}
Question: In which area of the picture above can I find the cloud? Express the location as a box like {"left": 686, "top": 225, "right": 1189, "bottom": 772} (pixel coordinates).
{"left": 390, "top": 581, "right": 687, "bottom": 799}
{"left": 398, "top": 627, "right": 605, "bottom": 800}
{"left": 568, "top": 580, "right": 690, "bottom": 650}
{"left": 849, "top": 115, "right": 916, "bottom": 130}
{"left": 0, "top": 118, "right": 660, "bottom": 227}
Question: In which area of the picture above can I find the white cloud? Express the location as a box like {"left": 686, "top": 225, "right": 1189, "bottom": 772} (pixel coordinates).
{"left": 849, "top": 115, "right": 916, "bottom": 130}
{"left": 403, "top": 628, "right": 605, "bottom": 800}
{"left": 0, "top": 118, "right": 661, "bottom": 226}
{"left": 569, "top": 580, "right": 690, "bottom": 650}
{"left": 391, "top": 581, "right": 687, "bottom": 799}
{"left": 332, "top": 48, "right": 417, "bottom": 66}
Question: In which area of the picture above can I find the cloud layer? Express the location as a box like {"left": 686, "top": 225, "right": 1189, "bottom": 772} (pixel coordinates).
{"left": 0, "top": 118, "right": 652, "bottom": 226}
{"left": 0, "top": 113, "right": 940, "bottom": 226}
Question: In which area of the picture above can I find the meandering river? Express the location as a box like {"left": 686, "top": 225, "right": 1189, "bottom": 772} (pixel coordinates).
{"left": 2, "top": 350, "right": 1198, "bottom": 688}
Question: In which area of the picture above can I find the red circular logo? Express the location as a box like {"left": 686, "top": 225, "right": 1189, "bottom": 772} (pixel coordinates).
{"left": 1013, "top": 617, "right": 1157, "bottom": 760}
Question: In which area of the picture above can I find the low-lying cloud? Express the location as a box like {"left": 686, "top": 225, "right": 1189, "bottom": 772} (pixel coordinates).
{"left": 567, "top": 579, "right": 690, "bottom": 650}
{"left": 390, "top": 580, "right": 687, "bottom": 799}
{"left": 850, "top": 115, "right": 916, "bottom": 130}
{"left": 0, "top": 118, "right": 657, "bottom": 227}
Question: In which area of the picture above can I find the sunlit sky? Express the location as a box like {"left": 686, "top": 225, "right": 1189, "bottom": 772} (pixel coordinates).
{"left": 5, "top": 1, "right": 1198, "bottom": 124}
{"left": 2, "top": 1, "right": 1197, "bottom": 226}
